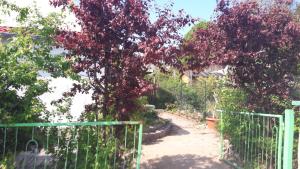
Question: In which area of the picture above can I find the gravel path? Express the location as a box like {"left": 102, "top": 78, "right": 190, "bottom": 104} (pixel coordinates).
{"left": 141, "top": 113, "right": 231, "bottom": 169}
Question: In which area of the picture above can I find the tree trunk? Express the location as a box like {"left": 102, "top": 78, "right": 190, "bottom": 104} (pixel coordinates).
{"left": 103, "top": 50, "right": 110, "bottom": 120}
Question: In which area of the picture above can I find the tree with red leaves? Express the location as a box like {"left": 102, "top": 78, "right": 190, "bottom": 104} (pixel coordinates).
{"left": 50, "top": 0, "right": 192, "bottom": 120}
{"left": 184, "top": 0, "right": 300, "bottom": 113}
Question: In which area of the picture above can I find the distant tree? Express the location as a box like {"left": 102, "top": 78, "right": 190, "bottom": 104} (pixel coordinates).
{"left": 184, "top": 21, "right": 208, "bottom": 41}
{"left": 232, "top": 0, "right": 294, "bottom": 6}
{"left": 183, "top": 0, "right": 300, "bottom": 113}
{"left": 294, "top": 2, "right": 300, "bottom": 22}
{"left": 0, "top": 0, "right": 30, "bottom": 23}
{"left": 50, "top": 0, "right": 193, "bottom": 120}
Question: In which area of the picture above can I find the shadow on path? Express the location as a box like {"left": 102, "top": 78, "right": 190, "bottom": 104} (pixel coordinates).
{"left": 141, "top": 113, "right": 230, "bottom": 169}
{"left": 141, "top": 154, "right": 229, "bottom": 169}
{"left": 143, "top": 123, "right": 190, "bottom": 145}
{"left": 168, "top": 123, "right": 190, "bottom": 136}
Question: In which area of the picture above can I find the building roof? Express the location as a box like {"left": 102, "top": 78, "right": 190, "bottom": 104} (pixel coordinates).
{"left": 0, "top": 26, "right": 11, "bottom": 33}
{"left": 0, "top": 26, "right": 15, "bottom": 39}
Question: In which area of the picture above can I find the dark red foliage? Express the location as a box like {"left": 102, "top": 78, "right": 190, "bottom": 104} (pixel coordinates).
{"left": 183, "top": 0, "right": 300, "bottom": 113}
{"left": 50, "top": 0, "right": 192, "bottom": 120}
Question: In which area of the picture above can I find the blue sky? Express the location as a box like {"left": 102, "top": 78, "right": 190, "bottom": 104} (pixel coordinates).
{"left": 154, "top": 0, "right": 217, "bottom": 21}
{"left": 153, "top": 0, "right": 217, "bottom": 35}
{"left": 72, "top": 0, "right": 300, "bottom": 35}
{"left": 74, "top": 0, "right": 217, "bottom": 36}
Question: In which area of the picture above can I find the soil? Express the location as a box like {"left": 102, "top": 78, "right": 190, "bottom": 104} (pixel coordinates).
{"left": 141, "top": 112, "right": 231, "bottom": 169}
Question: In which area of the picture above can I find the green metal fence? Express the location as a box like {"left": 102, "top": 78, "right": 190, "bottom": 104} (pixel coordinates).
{"left": 0, "top": 121, "right": 143, "bottom": 169}
{"left": 220, "top": 110, "right": 294, "bottom": 169}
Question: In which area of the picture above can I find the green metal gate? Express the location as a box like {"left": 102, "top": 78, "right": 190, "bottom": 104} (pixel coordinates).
{"left": 0, "top": 121, "right": 143, "bottom": 169}
{"left": 220, "top": 109, "right": 294, "bottom": 169}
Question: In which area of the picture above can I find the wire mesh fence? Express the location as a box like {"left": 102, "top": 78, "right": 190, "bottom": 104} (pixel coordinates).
{"left": 220, "top": 110, "right": 294, "bottom": 169}
{"left": 0, "top": 121, "right": 143, "bottom": 169}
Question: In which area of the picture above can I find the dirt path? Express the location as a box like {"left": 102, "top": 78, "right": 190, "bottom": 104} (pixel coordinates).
{"left": 141, "top": 113, "right": 231, "bottom": 169}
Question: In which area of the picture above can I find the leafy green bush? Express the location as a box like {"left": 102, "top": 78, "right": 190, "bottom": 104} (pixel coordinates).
{"left": 165, "top": 103, "right": 177, "bottom": 111}
{"left": 215, "top": 86, "right": 248, "bottom": 113}
{"left": 129, "top": 97, "right": 161, "bottom": 126}
{"left": 143, "top": 110, "right": 159, "bottom": 125}
{"left": 147, "top": 71, "right": 219, "bottom": 114}
{"left": 147, "top": 88, "right": 175, "bottom": 109}
{"left": 215, "top": 83, "right": 248, "bottom": 136}
{"left": 215, "top": 80, "right": 280, "bottom": 168}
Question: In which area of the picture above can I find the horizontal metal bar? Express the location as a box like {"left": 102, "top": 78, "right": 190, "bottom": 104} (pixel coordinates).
{"left": 0, "top": 121, "right": 141, "bottom": 128}
{"left": 292, "top": 100, "right": 300, "bottom": 106}
{"left": 224, "top": 111, "right": 283, "bottom": 118}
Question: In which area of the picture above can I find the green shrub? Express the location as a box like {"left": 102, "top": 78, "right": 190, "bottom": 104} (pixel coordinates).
{"left": 147, "top": 88, "right": 175, "bottom": 109}
{"left": 143, "top": 110, "right": 159, "bottom": 125}
{"left": 215, "top": 81, "right": 280, "bottom": 168}
{"left": 215, "top": 86, "right": 248, "bottom": 113}
{"left": 165, "top": 103, "right": 177, "bottom": 111}
{"left": 0, "top": 153, "right": 14, "bottom": 169}
{"left": 147, "top": 71, "right": 220, "bottom": 114}
{"left": 129, "top": 97, "right": 161, "bottom": 126}
{"left": 215, "top": 84, "right": 248, "bottom": 136}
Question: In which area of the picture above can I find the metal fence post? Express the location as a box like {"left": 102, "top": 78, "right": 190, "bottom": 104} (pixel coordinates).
{"left": 292, "top": 101, "right": 300, "bottom": 169}
{"left": 283, "top": 109, "right": 295, "bottom": 169}
{"left": 136, "top": 123, "right": 143, "bottom": 169}
{"left": 278, "top": 116, "right": 284, "bottom": 169}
